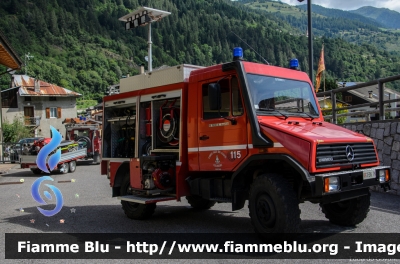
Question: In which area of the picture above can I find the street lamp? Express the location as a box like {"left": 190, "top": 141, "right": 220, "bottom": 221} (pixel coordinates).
{"left": 119, "top": 7, "right": 171, "bottom": 72}
{"left": 298, "top": 0, "right": 313, "bottom": 85}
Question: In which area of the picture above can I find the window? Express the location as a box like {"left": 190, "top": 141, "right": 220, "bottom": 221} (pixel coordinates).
{"left": 1, "top": 89, "right": 18, "bottom": 108}
{"left": 46, "top": 107, "right": 61, "bottom": 118}
{"left": 202, "top": 79, "right": 229, "bottom": 120}
{"left": 247, "top": 74, "right": 319, "bottom": 117}
{"left": 50, "top": 107, "right": 57, "bottom": 117}
{"left": 24, "top": 106, "right": 34, "bottom": 117}
{"left": 202, "top": 76, "right": 244, "bottom": 120}
{"left": 344, "top": 96, "right": 352, "bottom": 102}
{"left": 231, "top": 76, "right": 244, "bottom": 116}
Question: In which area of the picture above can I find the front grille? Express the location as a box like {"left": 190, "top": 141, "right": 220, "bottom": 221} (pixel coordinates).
{"left": 316, "top": 143, "right": 377, "bottom": 168}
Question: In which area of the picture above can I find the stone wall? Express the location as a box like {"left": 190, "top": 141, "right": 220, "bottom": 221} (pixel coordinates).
{"left": 342, "top": 120, "right": 400, "bottom": 195}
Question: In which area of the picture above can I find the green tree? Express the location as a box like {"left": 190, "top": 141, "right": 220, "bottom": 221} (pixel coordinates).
{"left": 3, "top": 117, "right": 34, "bottom": 143}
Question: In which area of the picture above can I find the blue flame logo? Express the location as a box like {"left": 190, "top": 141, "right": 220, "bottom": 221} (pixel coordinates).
{"left": 31, "top": 176, "right": 64, "bottom": 217}
{"left": 36, "top": 126, "right": 62, "bottom": 173}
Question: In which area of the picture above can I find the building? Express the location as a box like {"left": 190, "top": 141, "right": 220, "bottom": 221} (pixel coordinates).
{"left": 339, "top": 82, "right": 400, "bottom": 122}
{"left": 86, "top": 102, "right": 103, "bottom": 122}
{"left": 0, "top": 29, "right": 23, "bottom": 147}
{"left": 1, "top": 75, "right": 81, "bottom": 137}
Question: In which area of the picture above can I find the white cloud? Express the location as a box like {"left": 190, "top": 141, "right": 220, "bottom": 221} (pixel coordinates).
{"left": 277, "top": 0, "right": 400, "bottom": 13}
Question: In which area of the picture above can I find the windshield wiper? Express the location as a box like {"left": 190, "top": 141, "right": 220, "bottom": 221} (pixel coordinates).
{"left": 257, "top": 108, "right": 288, "bottom": 120}
{"left": 297, "top": 112, "right": 315, "bottom": 121}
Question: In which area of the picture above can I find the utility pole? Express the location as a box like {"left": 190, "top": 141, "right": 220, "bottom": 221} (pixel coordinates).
{"left": 298, "top": 0, "right": 313, "bottom": 85}
{"left": 119, "top": 7, "right": 171, "bottom": 72}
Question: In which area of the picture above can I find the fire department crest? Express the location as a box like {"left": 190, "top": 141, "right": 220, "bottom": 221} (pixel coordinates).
{"left": 208, "top": 150, "right": 227, "bottom": 169}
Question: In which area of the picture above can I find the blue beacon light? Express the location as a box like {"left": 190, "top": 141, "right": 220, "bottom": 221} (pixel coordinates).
{"left": 289, "top": 58, "right": 300, "bottom": 70}
{"left": 233, "top": 47, "right": 243, "bottom": 61}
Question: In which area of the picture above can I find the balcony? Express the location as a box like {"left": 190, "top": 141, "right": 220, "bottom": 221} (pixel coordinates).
{"left": 24, "top": 116, "right": 41, "bottom": 126}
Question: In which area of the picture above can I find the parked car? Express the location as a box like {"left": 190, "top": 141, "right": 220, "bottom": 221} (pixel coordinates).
{"left": 10, "top": 137, "right": 44, "bottom": 163}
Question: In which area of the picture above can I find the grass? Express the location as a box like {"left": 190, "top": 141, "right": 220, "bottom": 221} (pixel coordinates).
{"left": 77, "top": 99, "right": 98, "bottom": 110}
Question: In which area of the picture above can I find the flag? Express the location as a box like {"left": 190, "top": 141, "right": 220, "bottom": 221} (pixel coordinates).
{"left": 315, "top": 44, "right": 325, "bottom": 92}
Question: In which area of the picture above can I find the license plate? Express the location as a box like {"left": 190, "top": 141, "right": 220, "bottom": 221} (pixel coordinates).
{"left": 29, "top": 165, "right": 37, "bottom": 169}
{"left": 363, "top": 170, "right": 375, "bottom": 180}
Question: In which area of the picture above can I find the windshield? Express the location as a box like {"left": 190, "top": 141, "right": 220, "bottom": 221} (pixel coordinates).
{"left": 247, "top": 74, "right": 320, "bottom": 118}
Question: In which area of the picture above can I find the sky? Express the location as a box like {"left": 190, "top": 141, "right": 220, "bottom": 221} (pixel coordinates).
{"left": 277, "top": 0, "right": 400, "bottom": 13}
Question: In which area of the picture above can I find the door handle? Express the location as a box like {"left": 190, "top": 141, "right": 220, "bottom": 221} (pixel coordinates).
{"left": 199, "top": 135, "right": 209, "bottom": 140}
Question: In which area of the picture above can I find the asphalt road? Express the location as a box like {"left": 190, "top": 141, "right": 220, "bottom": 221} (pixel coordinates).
{"left": 1, "top": 162, "right": 400, "bottom": 263}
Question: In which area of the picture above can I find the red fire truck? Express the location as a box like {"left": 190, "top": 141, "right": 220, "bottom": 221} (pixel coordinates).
{"left": 65, "top": 123, "right": 101, "bottom": 164}
{"left": 101, "top": 48, "right": 390, "bottom": 236}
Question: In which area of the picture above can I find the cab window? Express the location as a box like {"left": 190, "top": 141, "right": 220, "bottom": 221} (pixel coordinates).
{"left": 202, "top": 76, "right": 243, "bottom": 120}
{"left": 231, "top": 76, "right": 244, "bottom": 116}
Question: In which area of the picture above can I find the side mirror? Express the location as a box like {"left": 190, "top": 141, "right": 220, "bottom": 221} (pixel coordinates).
{"left": 208, "top": 83, "right": 221, "bottom": 110}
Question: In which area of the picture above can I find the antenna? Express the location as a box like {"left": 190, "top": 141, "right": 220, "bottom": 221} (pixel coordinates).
{"left": 230, "top": 31, "right": 269, "bottom": 65}
{"left": 24, "top": 52, "right": 34, "bottom": 75}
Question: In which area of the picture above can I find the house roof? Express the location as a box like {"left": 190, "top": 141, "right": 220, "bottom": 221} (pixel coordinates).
{"left": 338, "top": 82, "right": 400, "bottom": 103}
{"left": 92, "top": 110, "right": 103, "bottom": 116}
{"left": 94, "top": 102, "right": 103, "bottom": 109}
{"left": 62, "top": 118, "right": 101, "bottom": 125}
{"left": 0, "top": 30, "right": 22, "bottom": 69}
{"left": 10, "top": 75, "right": 81, "bottom": 97}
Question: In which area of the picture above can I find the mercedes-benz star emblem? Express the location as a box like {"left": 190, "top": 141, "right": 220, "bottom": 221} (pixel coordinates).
{"left": 346, "top": 145, "right": 355, "bottom": 161}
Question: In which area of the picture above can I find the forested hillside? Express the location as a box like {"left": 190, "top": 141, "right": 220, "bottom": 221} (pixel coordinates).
{"left": 241, "top": 1, "right": 400, "bottom": 54}
{"left": 351, "top": 6, "right": 400, "bottom": 29}
{"left": 1, "top": 0, "right": 400, "bottom": 102}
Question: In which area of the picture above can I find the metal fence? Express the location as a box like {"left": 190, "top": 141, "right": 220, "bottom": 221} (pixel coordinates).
{"left": 316, "top": 75, "right": 400, "bottom": 124}
{"left": 0, "top": 142, "right": 30, "bottom": 163}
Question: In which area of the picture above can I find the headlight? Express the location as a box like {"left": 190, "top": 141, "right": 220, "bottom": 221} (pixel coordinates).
{"left": 324, "top": 177, "right": 340, "bottom": 192}
{"left": 378, "top": 169, "right": 390, "bottom": 183}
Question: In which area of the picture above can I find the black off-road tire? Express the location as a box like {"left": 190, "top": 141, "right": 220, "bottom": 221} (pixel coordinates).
{"left": 320, "top": 191, "right": 370, "bottom": 226}
{"left": 249, "top": 173, "right": 301, "bottom": 238}
{"left": 120, "top": 175, "right": 156, "bottom": 220}
{"left": 186, "top": 195, "right": 216, "bottom": 210}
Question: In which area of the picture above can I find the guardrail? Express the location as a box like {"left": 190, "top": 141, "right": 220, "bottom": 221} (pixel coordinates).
{"left": 316, "top": 75, "right": 400, "bottom": 124}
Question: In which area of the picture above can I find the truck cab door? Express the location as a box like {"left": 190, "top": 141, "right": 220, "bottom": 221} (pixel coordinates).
{"left": 198, "top": 75, "right": 248, "bottom": 171}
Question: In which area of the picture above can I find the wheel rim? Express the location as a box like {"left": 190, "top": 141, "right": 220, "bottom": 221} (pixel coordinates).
{"left": 60, "top": 163, "right": 68, "bottom": 173}
{"left": 70, "top": 161, "right": 76, "bottom": 171}
{"left": 256, "top": 194, "right": 276, "bottom": 228}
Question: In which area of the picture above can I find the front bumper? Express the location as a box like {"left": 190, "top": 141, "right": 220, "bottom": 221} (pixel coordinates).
{"left": 311, "top": 166, "right": 391, "bottom": 204}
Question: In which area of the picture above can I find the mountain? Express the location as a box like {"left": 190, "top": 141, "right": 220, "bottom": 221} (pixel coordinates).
{"left": 1, "top": 0, "right": 400, "bottom": 97}
{"left": 241, "top": 1, "right": 400, "bottom": 54}
{"left": 351, "top": 6, "right": 400, "bottom": 29}
{"left": 297, "top": 4, "right": 383, "bottom": 28}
